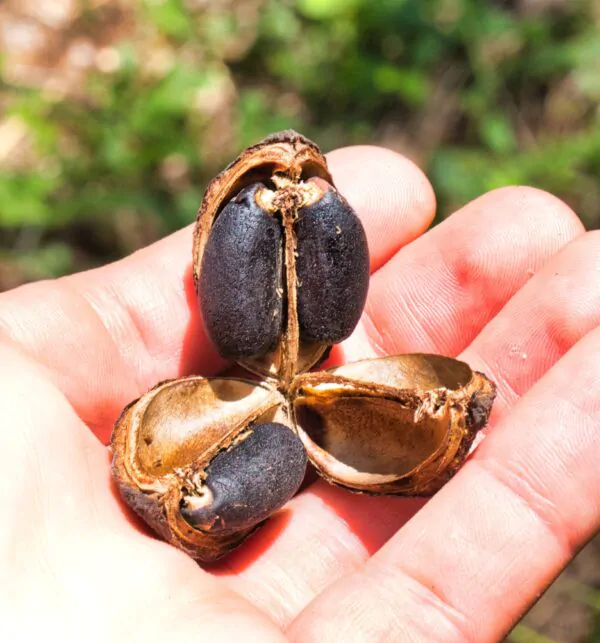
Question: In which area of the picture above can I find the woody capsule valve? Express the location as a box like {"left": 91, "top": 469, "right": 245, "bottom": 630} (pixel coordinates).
{"left": 111, "top": 376, "right": 298, "bottom": 561}
{"left": 194, "top": 131, "right": 370, "bottom": 384}
{"left": 110, "top": 131, "right": 497, "bottom": 562}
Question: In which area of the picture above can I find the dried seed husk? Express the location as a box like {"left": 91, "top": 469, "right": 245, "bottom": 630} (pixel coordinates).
{"left": 111, "top": 355, "right": 496, "bottom": 561}
{"left": 290, "top": 354, "right": 496, "bottom": 496}
{"left": 114, "top": 129, "right": 498, "bottom": 563}
{"left": 111, "top": 375, "right": 292, "bottom": 562}
{"left": 193, "top": 130, "right": 369, "bottom": 386}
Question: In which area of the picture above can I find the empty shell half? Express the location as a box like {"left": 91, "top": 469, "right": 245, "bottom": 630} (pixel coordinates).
{"left": 291, "top": 354, "right": 496, "bottom": 495}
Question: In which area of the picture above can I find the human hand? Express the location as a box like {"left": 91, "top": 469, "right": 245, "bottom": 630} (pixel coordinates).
{"left": 0, "top": 144, "right": 597, "bottom": 642}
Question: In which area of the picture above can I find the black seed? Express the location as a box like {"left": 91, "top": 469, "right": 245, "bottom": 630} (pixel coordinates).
{"left": 295, "top": 188, "right": 369, "bottom": 344}
{"left": 199, "top": 183, "right": 284, "bottom": 360}
{"left": 180, "top": 423, "right": 307, "bottom": 533}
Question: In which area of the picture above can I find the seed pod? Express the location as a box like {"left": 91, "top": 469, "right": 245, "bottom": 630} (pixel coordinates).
{"left": 193, "top": 130, "right": 370, "bottom": 384}
{"left": 111, "top": 354, "right": 495, "bottom": 561}
{"left": 112, "top": 132, "right": 497, "bottom": 564}
{"left": 289, "top": 354, "right": 497, "bottom": 496}
{"left": 111, "top": 376, "right": 298, "bottom": 562}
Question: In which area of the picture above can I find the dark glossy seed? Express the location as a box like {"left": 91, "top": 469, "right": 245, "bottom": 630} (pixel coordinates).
{"left": 295, "top": 187, "right": 370, "bottom": 343}
{"left": 180, "top": 423, "right": 307, "bottom": 533}
{"left": 199, "top": 183, "right": 284, "bottom": 360}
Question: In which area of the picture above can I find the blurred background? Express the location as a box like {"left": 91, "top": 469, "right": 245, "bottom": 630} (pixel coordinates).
{"left": 1, "top": 0, "right": 599, "bottom": 639}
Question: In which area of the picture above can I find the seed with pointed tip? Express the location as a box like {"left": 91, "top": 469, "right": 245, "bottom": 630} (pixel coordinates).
{"left": 180, "top": 422, "right": 307, "bottom": 533}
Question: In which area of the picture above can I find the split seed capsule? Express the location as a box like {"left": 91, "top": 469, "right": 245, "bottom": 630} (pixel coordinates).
{"left": 194, "top": 131, "right": 370, "bottom": 383}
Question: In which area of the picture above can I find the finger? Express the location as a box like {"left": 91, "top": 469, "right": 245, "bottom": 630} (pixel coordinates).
{"left": 215, "top": 479, "right": 425, "bottom": 625}
{"left": 0, "top": 227, "right": 209, "bottom": 442}
{"left": 326, "top": 146, "right": 436, "bottom": 271}
{"left": 218, "top": 195, "right": 588, "bottom": 625}
{"left": 0, "top": 344, "right": 286, "bottom": 642}
{"left": 288, "top": 327, "right": 600, "bottom": 642}
{"left": 462, "top": 230, "right": 600, "bottom": 419}
{"left": 355, "top": 186, "right": 583, "bottom": 362}
{"left": 0, "top": 148, "right": 435, "bottom": 442}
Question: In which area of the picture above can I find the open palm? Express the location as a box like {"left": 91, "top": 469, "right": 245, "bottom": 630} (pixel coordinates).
{"left": 1, "top": 145, "right": 598, "bottom": 642}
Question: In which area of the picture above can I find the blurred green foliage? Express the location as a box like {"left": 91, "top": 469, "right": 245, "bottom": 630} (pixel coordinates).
{"left": 0, "top": 0, "right": 599, "bottom": 283}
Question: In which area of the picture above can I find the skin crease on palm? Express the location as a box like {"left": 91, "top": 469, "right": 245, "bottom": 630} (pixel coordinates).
{"left": 2, "top": 144, "right": 600, "bottom": 643}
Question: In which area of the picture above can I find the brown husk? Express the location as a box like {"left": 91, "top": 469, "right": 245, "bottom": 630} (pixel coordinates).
{"left": 192, "top": 130, "right": 334, "bottom": 384}
{"left": 111, "top": 375, "right": 286, "bottom": 561}
{"left": 290, "top": 354, "right": 497, "bottom": 495}
{"left": 111, "top": 132, "right": 498, "bottom": 563}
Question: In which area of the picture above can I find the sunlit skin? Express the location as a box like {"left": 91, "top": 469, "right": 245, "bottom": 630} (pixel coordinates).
{"left": 1, "top": 145, "right": 599, "bottom": 642}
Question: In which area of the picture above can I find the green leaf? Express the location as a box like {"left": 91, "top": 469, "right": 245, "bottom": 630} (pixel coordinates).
{"left": 142, "top": 0, "right": 194, "bottom": 41}
{"left": 508, "top": 624, "right": 557, "bottom": 643}
{"left": 237, "top": 90, "right": 302, "bottom": 148}
{"left": 17, "top": 243, "right": 74, "bottom": 279}
{"left": 479, "top": 113, "right": 517, "bottom": 155}
{"left": 373, "top": 65, "right": 429, "bottom": 106}
{"left": 296, "top": 0, "right": 360, "bottom": 21}
{"left": 0, "top": 173, "right": 58, "bottom": 227}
